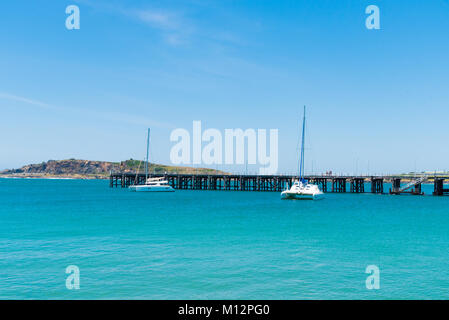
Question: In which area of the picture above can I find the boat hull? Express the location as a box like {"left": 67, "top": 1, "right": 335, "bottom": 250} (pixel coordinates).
{"left": 129, "top": 185, "right": 174, "bottom": 192}
{"left": 281, "top": 191, "right": 324, "bottom": 200}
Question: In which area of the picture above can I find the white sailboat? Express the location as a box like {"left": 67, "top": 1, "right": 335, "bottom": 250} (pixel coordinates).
{"left": 129, "top": 176, "right": 175, "bottom": 192}
{"left": 281, "top": 106, "right": 324, "bottom": 200}
{"left": 280, "top": 180, "right": 324, "bottom": 200}
{"left": 129, "top": 128, "right": 175, "bottom": 192}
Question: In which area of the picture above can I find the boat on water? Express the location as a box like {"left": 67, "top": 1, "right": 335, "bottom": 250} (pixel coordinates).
{"left": 129, "top": 177, "right": 174, "bottom": 192}
{"left": 281, "top": 179, "right": 324, "bottom": 200}
{"left": 281, "top": 106, "right": 324, "bottom": 200}
{"left": 129, "top": 128, "right": 175, "bottom": 192}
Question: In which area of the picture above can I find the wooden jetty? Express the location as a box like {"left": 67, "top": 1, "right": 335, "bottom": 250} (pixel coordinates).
{"left": 109, "top": 173, "right": 449, "bottom": 195}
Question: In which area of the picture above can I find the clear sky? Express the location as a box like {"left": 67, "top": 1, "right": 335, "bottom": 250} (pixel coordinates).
{"left": 1, "top": 0, "right": 448, "bottom": 175}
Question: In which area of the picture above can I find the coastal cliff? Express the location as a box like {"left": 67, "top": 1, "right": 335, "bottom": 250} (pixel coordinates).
{"left": 0, "top": 159, "right": 226, "bottom": 179}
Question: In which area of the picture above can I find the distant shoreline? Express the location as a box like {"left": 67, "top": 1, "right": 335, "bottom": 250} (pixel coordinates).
{"left": 0, "top": 173, "right": 107, "bottom": 180}
{"left": 0, "top": 159, "right": 228, "bottom": 180}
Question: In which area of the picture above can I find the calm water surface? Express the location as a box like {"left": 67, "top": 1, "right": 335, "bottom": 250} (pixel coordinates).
{"left": 1, "top": 178, "right": 449, "bottom": 299}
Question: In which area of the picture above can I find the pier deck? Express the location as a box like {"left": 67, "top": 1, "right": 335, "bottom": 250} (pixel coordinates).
{"left": 110, "top": 173, "right": 449, "bottom": 195}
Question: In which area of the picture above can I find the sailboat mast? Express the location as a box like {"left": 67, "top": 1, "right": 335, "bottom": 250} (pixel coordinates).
{"left": 299, "top": 106, "right": 306, "bottom": 180}
{"left": 145, "top": 128, "right": 150, "bottom": 180}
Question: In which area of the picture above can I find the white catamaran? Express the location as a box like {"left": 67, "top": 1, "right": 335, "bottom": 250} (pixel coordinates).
{"left": 129, "top": 129, "right": 175, "bottom": 192}
{"left": 281, "top": 106, "right": 324, "bottom": 200}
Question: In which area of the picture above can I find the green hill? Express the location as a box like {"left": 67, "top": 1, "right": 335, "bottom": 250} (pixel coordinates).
{"left": 0, "top": 159, "right": 227, "bottom": 179}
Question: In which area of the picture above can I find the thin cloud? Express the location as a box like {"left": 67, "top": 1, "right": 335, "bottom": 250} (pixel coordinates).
{"left": 75, "top": 0, "right": 192, "bottom": 46}
{"left": 0, "top": 92, "right": 175, "bottom": 129}
{"left": 133, "top": 10, "right": 179, "bottom": 30}
{"left": 128, "top": 8, "right": 193, "bottom": 45}
{"left": 75, "top": 0, "right": 245, "bottom": 48}
{"left": 164, "top": 33, "right": 185, "bottom": 46}
{"left": 0, "top": 92, "right": 54, "bottom": 110}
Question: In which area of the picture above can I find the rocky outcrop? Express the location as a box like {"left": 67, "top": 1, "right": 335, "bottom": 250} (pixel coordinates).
{"left": 0, "top": 159, "right": 226, "bottom": 179}
{"left": 2, "top": 159, "right": 117, "bottom": 175}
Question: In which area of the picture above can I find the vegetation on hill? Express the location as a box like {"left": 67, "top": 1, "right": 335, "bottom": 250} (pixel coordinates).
{"left": 0, "top": 159, "right": 227, "bottom": 179}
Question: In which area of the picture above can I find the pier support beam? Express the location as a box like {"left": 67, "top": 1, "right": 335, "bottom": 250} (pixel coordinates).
{"left": 413, "top": 183, "right": 423, "bottom": 195}
{"left": 370, "top": 178, "right": 384, "bottom": 194}
{"left": 310, "top": 178, "right": 328, "bottom": 193}
{"left": 350, "top": 178, "right": 365, "bottom": 193}
{"left": 390, "top": 178, "right": 401, "bottom": 194}
{"left": 390, "top": 177, "right": 424, "bottom": 195}
{"left": 433, "top": 178, "right": 446, "bottom": 196}
{"left": 332, "top": 178, "right": 346, "bottom": 193}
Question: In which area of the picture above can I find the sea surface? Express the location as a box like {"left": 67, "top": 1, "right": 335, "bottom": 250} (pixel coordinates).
{"left": 1, "top": 178, "right": 449, "bottom": 299}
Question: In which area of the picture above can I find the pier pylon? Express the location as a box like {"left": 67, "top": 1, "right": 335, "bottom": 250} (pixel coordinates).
{"left": 390, "top": 176, "right": 427, "bottom": 195}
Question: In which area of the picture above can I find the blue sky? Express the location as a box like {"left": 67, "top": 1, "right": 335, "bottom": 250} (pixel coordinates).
{"left": 1, "top": 0, "right": 448, "bottom": 174}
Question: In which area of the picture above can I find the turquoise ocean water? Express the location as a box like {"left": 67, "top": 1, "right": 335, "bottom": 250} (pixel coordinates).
{"left": 1, "top": 178, "right": 449, "bottom": 299}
